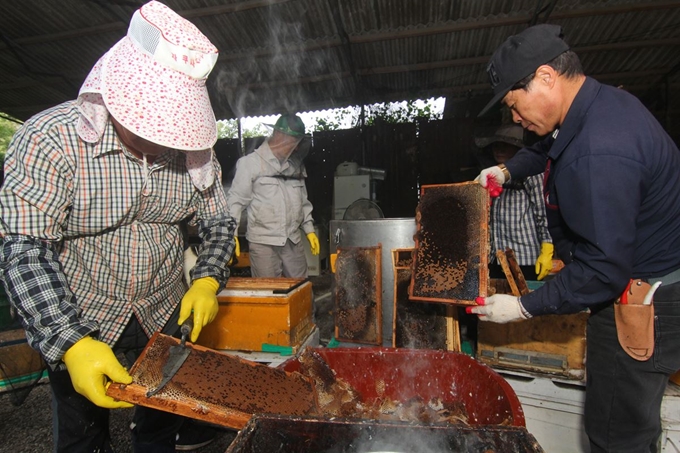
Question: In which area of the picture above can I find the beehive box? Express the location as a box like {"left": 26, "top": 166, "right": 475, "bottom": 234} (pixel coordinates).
{"left": 198, "top": 277, "right": 314, "bottom": 352}
{"left": 477, "top": 279, "right": 587, "bottom": 380}
{"left": 0, "top": 328, "right": 46, "bottom": 392}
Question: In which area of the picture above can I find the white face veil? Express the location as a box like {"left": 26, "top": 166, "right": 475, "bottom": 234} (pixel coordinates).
{"left": 268, "top": 130, "right": 304, "bottom": 161}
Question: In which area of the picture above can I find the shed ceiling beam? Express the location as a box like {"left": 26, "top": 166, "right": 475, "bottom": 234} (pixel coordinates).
{"left": 358, "top": 38, "right": 680, "bottom": 75}
{"left": 0, "top": 77, "right": 67, "bottom": 90}
{"left": 3, "top": 1, "right": 676, "bottom": 51}
{"left": 2, "top": 35, "right": 677, "bottom": 94}
{"left": 8, "top": 68, "right": 670, "bottom": 117}
{"left": 180, "top": 0, "right": 293, "bottom": 19}
{"left": 215, "top": 66, "right": 670, "bottom": 91}
{"left": 218, "top": 31, "right": 680, "bottom": 64}
{"left": 216, "top": 55, "right": 676, "bottom": 91}
{"left": 225, "top": 72, "right": 352, "bottom": 90}
{"left": 592, "top": 69, "right": 672, "bottom": 81}
{"left": 0, "top": 0, "right": 291, "bottom": 49}
{"left": 328, "top": 0, "right": 363, "bottom": 102}
{"left": 0, "top": 22, "right": 126, "bottom": 48}
{"left": 348, "top": 1, "right": 680, "bottom": 43}
{"left": 576, "top": 38, "right": 680, "bottom": 53}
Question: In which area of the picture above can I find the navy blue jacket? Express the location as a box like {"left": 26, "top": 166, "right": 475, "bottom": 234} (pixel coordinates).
{"left": 506, "top": 77, "right": 680, "bottom": 315}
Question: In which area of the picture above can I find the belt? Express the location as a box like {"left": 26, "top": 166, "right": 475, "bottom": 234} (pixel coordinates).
{"left": 648, "top": 267, "right": 680, "bottom": 286}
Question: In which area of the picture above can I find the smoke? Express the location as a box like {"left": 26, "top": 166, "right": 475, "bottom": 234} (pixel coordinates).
{"left": 326, "top": 425, "right": 455, "bottom": 453}
{"left": 214, "top": 3, "right": 344, "bottom": 119}
{"left": 214, "top": 57, "right": 261, "bottom": 119}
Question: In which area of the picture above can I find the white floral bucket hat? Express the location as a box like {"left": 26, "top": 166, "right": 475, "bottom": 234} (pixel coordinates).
{"left": 77, "top": 1, "right": 220, "bottom": 190}
{"left": 78, "top": 0, "right": 218, "bottom": 151}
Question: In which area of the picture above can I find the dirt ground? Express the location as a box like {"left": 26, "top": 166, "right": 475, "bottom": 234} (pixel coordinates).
{"left": 0, "top": 272, "right": 335, "bottom": 453}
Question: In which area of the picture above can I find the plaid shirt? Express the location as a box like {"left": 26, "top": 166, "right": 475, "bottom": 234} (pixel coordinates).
{"left": 0, "top": 101, "right": 236, "bottom": 365}
{"left": 490, "top": 174, "right": 551, "bottom": 266}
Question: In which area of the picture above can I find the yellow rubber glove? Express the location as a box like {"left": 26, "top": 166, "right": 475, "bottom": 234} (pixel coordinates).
{"left": 535, "top": 242, "right": 554, "bottom": 281}
{"left": 179, "top": 276, "right": 219, "bottom": 342}
{"left": 62, "top": 336, "right": 133, "bottom": 409}
{"left": 307, "top": 232, "right": 320, "bottom": 256}
{"left": 228, "top": 237, "right": 241, "bottom": 266}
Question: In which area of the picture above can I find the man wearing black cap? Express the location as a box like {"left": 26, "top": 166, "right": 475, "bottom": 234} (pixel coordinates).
{"left": 469, "top": 24, "right": 680, "bottom": 452}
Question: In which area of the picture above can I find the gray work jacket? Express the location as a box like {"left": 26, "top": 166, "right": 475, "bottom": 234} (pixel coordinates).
{"left": 226, "top": 140, "right": 315, "bottom": 246}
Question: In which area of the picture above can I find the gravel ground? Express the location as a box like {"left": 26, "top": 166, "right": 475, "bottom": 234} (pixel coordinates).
{"left": 0, "top": 273, "right": 334, "bottom": 453}
{"left": 0, "top": 384, "right": 239, "bottom": 453}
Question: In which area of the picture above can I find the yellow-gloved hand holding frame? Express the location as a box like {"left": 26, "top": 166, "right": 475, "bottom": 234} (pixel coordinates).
{"left": 62, "top": 336, "right": 133, "bottom": 409}
{"left": 179, "top": 276, "right": 219, "bottom": 342}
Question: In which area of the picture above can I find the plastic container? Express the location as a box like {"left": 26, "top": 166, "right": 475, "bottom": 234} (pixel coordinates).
{"left": 335, "top": 161, "right": 359, "bottom": 176}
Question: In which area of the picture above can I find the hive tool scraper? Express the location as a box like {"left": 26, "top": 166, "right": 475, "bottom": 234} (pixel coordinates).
{"left": 146, "top": 317, "right": 193, "bottom": 397}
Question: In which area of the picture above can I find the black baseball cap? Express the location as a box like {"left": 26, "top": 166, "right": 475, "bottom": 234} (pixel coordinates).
{"left": 478, "top": 24, "right": 570, "bottom": 116}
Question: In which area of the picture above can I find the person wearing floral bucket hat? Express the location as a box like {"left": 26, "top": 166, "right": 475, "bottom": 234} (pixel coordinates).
{"left": 226, "top": 113, "right": 319, "bottom": 278}
{"left": 0, "top": 1, "right": 237, "bottom": 452}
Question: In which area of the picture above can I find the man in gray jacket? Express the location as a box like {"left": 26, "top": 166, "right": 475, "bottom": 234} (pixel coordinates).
{"left": 226, "top": 114, "right": 319, "bottom": 277}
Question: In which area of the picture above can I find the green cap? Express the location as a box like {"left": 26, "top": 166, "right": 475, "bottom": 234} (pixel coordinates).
{"left": 268, "top": 114, "right": 310, "bottom": 138}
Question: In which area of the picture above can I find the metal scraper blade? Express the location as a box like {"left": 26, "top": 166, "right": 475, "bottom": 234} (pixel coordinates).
{"left": 146, "top": 318, "right": 193, "bottom": 397}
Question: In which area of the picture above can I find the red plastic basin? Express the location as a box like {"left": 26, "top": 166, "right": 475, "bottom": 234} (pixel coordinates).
{"left": 280, "top": 346, "right": 525, "bottom": 427}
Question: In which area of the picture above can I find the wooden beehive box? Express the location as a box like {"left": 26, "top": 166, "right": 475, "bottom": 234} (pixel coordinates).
{"left": 476, "top": 279, "right": 587, "bottom": 381}
{"left": 198, "top": 277, "right": 314, "bottom": 352}
{"left": 0, "top": 329, "right": 45, "bottom": 392}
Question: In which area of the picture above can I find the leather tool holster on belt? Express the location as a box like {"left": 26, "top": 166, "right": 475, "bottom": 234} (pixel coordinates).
{"left": 614, "top": 279, "right": 655, "bottom": 361}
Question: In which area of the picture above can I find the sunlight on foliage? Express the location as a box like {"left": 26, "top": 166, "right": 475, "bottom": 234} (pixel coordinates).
{"left": 217, "top": 118, "right": 270, "bottom": 139}
{"left": 0, "top": 114, "right": 22, "bottom": 164}
{"left": 363, "top": 99, "right": 443, "bottom": 126}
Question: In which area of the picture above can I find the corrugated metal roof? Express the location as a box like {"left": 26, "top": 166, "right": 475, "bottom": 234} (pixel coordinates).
{"left": 1, "top": 0, "right": 678, "bottom": 138}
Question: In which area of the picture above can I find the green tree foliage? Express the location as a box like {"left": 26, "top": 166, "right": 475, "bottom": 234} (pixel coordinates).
{"left": 242, "top": 123, "right": 269, "bottom": 138}
{"left": 216, "top": 98, "right": 443, "bottom": 139}
{"left": 363, "top": 100, "right": 441, "bottom": 126}
{"left": 310, "top": 99, "right": 442, "bottom": 131}
{"left": 216, "top": 119, "right": 238, "bottom": 139}
{"left": 0, "top": 115, "right": 21, "bottom": 164}
{"left": 217, "top": 118, "right": 270, "bottom": 139}
{"left": 310, "top": 107, "right": 358, "bottom": 131}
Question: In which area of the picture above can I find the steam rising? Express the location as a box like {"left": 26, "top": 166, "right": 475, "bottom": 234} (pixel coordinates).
{"left": 215, "top": 4, "right": 341, "bottom": 118}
